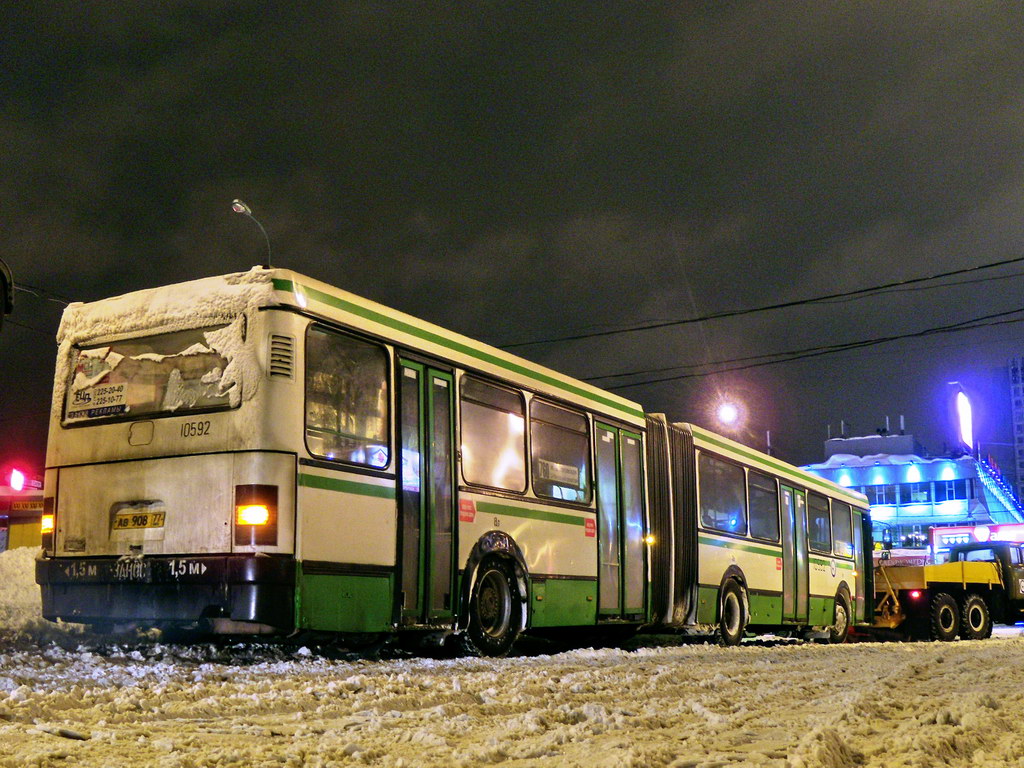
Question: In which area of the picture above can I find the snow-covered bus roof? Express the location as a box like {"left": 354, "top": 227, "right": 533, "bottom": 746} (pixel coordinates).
{"left": 56, "top": 267, "right": 646, "bottom": 428}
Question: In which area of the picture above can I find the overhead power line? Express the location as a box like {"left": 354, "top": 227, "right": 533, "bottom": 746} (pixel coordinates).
{"left": 500, "top": 254, "right": 1024, "bottom": 349}
{"left": 14, "top": 282, "right": 71, "bottom": 306}
{"left": 592, "top": 306, "right": 1024, "bottom": 390}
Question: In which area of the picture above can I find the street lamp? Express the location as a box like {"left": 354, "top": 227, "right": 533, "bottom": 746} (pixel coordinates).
{"left": 717, "top": 401, "right": 740, "bottom": 426}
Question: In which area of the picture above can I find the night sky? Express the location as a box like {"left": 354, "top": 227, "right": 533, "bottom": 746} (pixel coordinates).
{"left": 3, "top": 3, "right": 1024, "bottom": 474}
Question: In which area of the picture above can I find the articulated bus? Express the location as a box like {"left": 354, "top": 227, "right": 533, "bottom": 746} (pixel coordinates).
{"left": 36, "top": 268, "right": 871, "bottom": 653}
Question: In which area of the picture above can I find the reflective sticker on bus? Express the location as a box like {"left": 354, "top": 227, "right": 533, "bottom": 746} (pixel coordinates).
{"left": 458, "top": 499, "right": 476, "bottom": 523}
{"left": 776, "top": 557, "right": 782, "bottom": 571}
{"left": 585, "top": 518, "right": 596, "bottom": 538}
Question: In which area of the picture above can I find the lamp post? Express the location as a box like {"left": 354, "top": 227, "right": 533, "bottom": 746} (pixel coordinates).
{"left": 231, "top": 199, "right": 272, "bottom": 269}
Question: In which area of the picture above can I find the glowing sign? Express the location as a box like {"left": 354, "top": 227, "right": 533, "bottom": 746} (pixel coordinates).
{"left": 956, "top": 391, "right": 973, "bottom": 449}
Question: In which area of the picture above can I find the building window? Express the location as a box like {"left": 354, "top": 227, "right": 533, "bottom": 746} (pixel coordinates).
{"left": 934, "top": 479, "right": 968, "bottom": 502}
{"left": 898, "top": 483, "right": 931, "bottom": 505}
{"left": 460, "top": 377, "right": 526, "bottom": 492}
{"left": 866, "top": 485, "right": 897, "bottom": 505}
{"left": 698, "top": 453, "right": 747, "bottom": 535}
{"left": 748, "top": 470, "right": 780, "bottom": 541}
{"left": 807, "top": 492, "right": 832, "bottom": 554}
{"left": 530, "top": 399, "right": 590, "bottom": 503}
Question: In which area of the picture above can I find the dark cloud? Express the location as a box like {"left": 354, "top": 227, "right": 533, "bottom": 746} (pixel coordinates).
{"left": 3, "top": 2, "right": 1024, "bottom": 472}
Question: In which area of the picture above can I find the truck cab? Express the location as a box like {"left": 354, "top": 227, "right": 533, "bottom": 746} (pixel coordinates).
{"left": 946, "top": 542, "right": 1024, "bottom": 623}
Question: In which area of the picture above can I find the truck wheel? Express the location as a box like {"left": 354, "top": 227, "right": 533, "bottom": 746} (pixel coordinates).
{"left": 959, "top": 593, "right": 992, "bottom": 640}
{"left": 828, "top": 589, "right": 852, "bottom": 644}
{"left": 715, "top": 579, "right": 746, "bottom": 647}
{"left": 929, "top": 592, "right": 959, "bottom": 641}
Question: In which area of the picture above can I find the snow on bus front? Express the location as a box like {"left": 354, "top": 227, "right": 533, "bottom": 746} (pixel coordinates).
{"left": 63, "top": 319, "right": 244, "bottom": 425}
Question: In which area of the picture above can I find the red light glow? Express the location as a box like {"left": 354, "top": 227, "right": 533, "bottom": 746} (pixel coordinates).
{"left": 8, "top": 468, "right": 25, "bottom": 492}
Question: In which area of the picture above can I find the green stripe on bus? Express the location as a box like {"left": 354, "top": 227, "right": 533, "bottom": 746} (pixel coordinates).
{"left": 698, "top": 534, "right": 781, "bottom": 559}
{"left": 809, "top": 556, "right": 856, "bottom": 570}
{"left": 475, "top": 500, "right": 588, "bottom": 527}
{"left": 274, "top": 278, "right": 645, "bottom": 423}
{"left": 691, "top": 427, "right": 867, "bottom": 506}
{"left": 298, "top": 473, "right": 395, "bottom": 499}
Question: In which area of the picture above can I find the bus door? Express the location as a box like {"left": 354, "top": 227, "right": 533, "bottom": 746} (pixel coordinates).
{"left": 780, "top": 485, "right": 809, "bottom": 623}
{"left": 397, "top": 359, "right": 455, "bottom": 626}
{"left": 595, "top": 424, "right": 646, "bottom": 620}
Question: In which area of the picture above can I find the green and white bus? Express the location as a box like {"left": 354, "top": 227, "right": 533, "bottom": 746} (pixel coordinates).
{"left": 645, "top": 417, "right": 872, "bottom": 644}
{"left": 36, "top": 268, "right": 871, "bottom": 653}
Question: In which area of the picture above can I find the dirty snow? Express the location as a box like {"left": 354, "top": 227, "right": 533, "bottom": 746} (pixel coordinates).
{"left": 5, "top": 547, "right": 1024, "bottom": 767}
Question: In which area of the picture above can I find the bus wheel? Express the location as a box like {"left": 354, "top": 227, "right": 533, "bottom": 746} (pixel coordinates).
{"left": 715, "top": 580, "right": 746, "bottom": 647}
{"left": 959, "top": 593, "right": 991, "bottom": 640}
{"left": 929, "top": 592, "right": 959, "bottom": 641}
{"left": 461, "top": 558, "right": 521, "bottom": 657}
{"left": 828, "top": 589, "right": 852, "bottom": 644}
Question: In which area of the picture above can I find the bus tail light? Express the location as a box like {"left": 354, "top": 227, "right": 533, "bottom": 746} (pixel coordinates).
{"left": 41, "top": 497, "right": 55, "bottom": 554}
{"left": 234, "top": 484, "right": 278, "bottom": 546}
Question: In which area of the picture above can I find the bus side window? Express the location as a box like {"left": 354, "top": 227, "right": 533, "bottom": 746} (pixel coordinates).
{"left": 831, "top": 501, "right": 853, "bottom": 557}
{"left": 530, "top": 399, "right": 590, "bottom": 503}
{"left": 806, "top": 492, "right": 832, "bottom": 554}
{"left": 747, "top": 470, "right": 779, "bottom": 541}
{"left": 304, "top": 325, "right": 390, "bottom": 468}
{"left": 698, "top": 453, "right": 747, "bottom": 535}
{"left": 460, "top": 377, "right": 527, "bottom": 492}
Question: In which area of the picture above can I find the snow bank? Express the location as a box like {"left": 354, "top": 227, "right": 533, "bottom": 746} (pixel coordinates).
{"left": 0, "top": 547, "right": 82, "bottom": 644}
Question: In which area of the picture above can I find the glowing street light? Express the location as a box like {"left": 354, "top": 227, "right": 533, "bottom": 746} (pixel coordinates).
{"left": 717, "top": 401, "right": 740, "bottom": 426}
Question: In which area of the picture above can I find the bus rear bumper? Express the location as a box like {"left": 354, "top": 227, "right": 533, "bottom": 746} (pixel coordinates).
{"left": 35, "top": 554, "right": 295, "bottom": 631}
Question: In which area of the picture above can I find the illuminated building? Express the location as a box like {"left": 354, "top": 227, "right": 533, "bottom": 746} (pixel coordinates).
{"left": 1008, "top": 356, "right": 1024, "bottom": 502}
{"left": 803, "top": 431, "right": 1024, "bottom": 550}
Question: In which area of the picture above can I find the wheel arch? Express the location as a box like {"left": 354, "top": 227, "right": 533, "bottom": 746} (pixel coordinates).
{"left": 458, "top": 530, "right": 529, "bottom": 632}
{"left": 718, "top": 566, "right": 749, "bottom": 624}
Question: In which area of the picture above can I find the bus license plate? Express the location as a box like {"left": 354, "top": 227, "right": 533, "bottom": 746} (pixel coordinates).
{"left": 112, "top": 510, "right": 166, "bottom": 530}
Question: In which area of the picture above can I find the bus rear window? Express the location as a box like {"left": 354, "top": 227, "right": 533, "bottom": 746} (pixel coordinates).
{"left": 64, "top": 325, "right": 235, "bottom": 424}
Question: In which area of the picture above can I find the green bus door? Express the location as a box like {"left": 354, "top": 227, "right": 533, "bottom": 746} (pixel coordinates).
{"left": 780, "top": 485, "right": 809, "bottom": 623}
{"left": 595, "top": 424, "right": 646, "bottom": 620}
{"left": 397, "top": 360, "right": 455, "bottom": 626}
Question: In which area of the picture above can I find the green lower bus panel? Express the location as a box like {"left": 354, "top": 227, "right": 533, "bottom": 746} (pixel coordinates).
{"left": 808, "top": 596, "right": 833, "bottom": 627}
{"left": 530, "top": 579, "right": 597, "bottom": 627}
{"left": 696, "top": 585, "right": 718, "bottom": 625}
{"left": 747, "top": 593, "right": 782, "bottom": 625}
{"left": 298, "top": 569, "right": 394, "bottom": 633}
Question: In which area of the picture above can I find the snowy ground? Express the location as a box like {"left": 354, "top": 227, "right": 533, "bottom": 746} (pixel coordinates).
{"left": 4, "top": 548, "right": 1024, "bottom": 768}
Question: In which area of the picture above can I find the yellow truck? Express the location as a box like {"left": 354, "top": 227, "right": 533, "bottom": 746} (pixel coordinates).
{"left": 874, "top": 542, "right": 1024, "bottom": 641}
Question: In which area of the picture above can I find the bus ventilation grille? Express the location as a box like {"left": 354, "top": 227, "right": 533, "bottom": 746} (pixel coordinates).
{"left": 269, "top": 334, "right": 295, "bottom": 379}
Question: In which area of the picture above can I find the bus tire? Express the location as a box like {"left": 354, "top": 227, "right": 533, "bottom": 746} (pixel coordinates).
{"left": 460, "top": 557, "right": 521, "bottom": 657}
{"left": 828, "top": 589, "right": 852, "bottom": 644}
{"left": 715, "top": 579, "right": 746, "bottom": 647}
{"left": 929, "top": 592, "right": 959, "bottom": 642}
{"left": 959, "top": 593, "right": 991, "bottom": 640}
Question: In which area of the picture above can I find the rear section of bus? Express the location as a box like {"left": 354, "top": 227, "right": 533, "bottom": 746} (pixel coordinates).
{"left": 36, "top": 270, "right": 299, "bottom": 634}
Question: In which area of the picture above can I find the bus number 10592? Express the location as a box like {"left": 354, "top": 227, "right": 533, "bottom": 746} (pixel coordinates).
{"left": 181, "top": 420, "right": 211, "bottom": 438}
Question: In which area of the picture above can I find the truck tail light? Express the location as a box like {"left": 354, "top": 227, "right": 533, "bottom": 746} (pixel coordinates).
{"left": 41, "top": 497, "right": 55, "bottom": 554}
{"left": 234, "top": 485, "right": 278, "bottom": 546}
